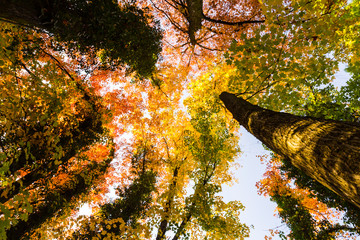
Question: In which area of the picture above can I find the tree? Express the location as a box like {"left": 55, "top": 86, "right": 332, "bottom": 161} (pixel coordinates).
{"left": 0, "top": 0, "right": 162, "bottom": 76}
{"left": 144, "top": 72, "right": 249, "bottom": 240}
{"left": 216, "top": 1, "right": 360, "bottom": 237}
{"left": 255, "top": 82, "right": 360, "bottom": 239}
{"left": 220, "top": 91, "right": 360, "bottom": 209}
{"left": 145, "top": 0, "right": 264, "bottom": 68}
{"left": 65, "top": 65, "right": 249, "bottom": 239}
{"left": 156, "top": 106, "right": 248, "bottom": 240}
{"left": 0, "top": 23, "right": 115, "bottom": 239}
{"left": 0, "top": 23, "right": 106, "bottom": 197}
{"left": 5, "top": 143, "right": 114, "bottom": 240}
{"left": 218, "top": 0, "right": 358, "bottom": 112}
{"left": 70, "top": 147, "right": 156, "bottom": 240}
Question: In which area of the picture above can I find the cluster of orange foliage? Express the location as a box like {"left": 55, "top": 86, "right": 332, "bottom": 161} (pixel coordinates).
{"left": 257, "top": 154, "right": 357, "bottom": 239}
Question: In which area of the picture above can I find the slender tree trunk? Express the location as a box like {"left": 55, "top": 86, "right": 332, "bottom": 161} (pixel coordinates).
{"left": 156, "top": 167, "right": 179, "bottom": 240}
{"left": 220, "top": 91, "right": 360, "bottom": 208}
{"left": 171, "top": 213, "right": 192, "bottom": 240}
{"left": 171, "top": 175, "right": 212, "bottom": 240}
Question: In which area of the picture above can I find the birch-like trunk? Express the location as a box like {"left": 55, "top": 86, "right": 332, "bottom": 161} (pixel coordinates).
{"left": 220, "top": 91, "right": 360, "bottom": 208}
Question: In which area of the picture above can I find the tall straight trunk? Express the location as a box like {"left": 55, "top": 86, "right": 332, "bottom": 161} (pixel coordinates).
{"left": 171, "top": 213, "right": 192, "bottom": 240}
{"left": 0, "top": 0, "right": 52, "bottom": 27}
{"left": 156, "top": 167, "right": 179, "bottom": 240}
{"left": 220, "top": 92, "right": 360, "bottom": 209}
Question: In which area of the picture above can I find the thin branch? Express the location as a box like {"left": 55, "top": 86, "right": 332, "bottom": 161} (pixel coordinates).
{"left": 163, "top": 39, "right": 178, "bottom": 49}
{"left": 149, "top": 0, "right": 187, "bottom": 34}
{"left": 196, "top": 42, "right": 222, "bottom": 51}
{"left": 14, "top": 75, "right": 28, "bottom": 121}
{"left": 156, "top": 166, "right": 180, "bottom": 240}
{"left": 171, "top": 213, "right": 192, "bottom": 240}
{"left": 266, "top": 223, "right": 287, "bottom": 231}
{"left": 318, "top": 225, "right": 360, "bottom": 236}
{"left": 38, "top": 48, "right": 91, "bottom": 97}
{"left": 163, "top": 0, "right": 183, "bottom": 10}
{"left": 151, "top": 77, "right": 169, "bottom": 99}
{"left": 245, "top": 37, "right": 286, "bottom": 100}
{"left": 192, "top": 31, "right": 223, "bottom": 50}
{"left": 245, "top": 77, "right": 280, "bottom": 101}
{"left": 39, "top": 48, "right": 75, "bottom": 82}
{"left": 162, "top": 136, "right": 172, "bottom": 160}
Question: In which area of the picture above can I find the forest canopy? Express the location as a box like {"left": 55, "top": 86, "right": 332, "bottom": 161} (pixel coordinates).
{"left": 0, "top": 0, "right": 360, "bottom": 239}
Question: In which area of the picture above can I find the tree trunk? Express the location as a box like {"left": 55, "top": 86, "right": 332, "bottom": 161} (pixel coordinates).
{"left": 156, "top": 167, "right": 179, "bottom": 240}
{"left": 186, "top": 0, "right": 203, "bottom": 44}
{"left": 0, "top": 0, "right": 53, "bottom": 27}
{"left": 219, "top": 91, "right": 360, "bottom": 209}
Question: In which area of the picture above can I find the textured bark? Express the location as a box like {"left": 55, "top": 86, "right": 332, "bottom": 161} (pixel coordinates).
{"left": 220, "top": 91, "right": 360, "bottom": 208}
{"left": 0, "top": 0, "right": 53, "bottom": 27}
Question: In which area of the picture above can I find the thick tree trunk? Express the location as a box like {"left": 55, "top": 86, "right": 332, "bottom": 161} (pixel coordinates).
{"left": 220, "top": 91, "right": 360, "bottom": 208}
{"left": 0, "top": 0, "right": 53, "bottom": 27}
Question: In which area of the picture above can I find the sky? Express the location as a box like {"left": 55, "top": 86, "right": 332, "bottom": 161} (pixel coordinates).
{"left": 220, "top": 63, "right": 351, "bottom": 239}
{"left": 221, "top": 128, "right": 285, "bottom": 239}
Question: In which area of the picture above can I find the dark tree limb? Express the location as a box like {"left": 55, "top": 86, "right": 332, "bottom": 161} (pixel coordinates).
{"left": 203, "top": 14, "right": 265, "bottom": 26}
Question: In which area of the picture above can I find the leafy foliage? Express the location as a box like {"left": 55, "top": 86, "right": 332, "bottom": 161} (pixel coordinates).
{"left": 50, "top": 0, "right": 162, "bottom": 76}
{"left": 0, "top": 23, "right": 114, "bottom": 239}
{"left": 1, "top": 0, "right": 360, "bottom": 239}
{"left": 272, "top": 193, "right": 317, "bottom": 240}
{"left": 0, "top": 0, "right": 162, "bottom": 76}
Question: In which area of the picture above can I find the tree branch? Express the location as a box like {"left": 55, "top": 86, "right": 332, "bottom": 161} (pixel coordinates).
{"left": 203, "top": 14, "right": 265, "bottom": 26}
